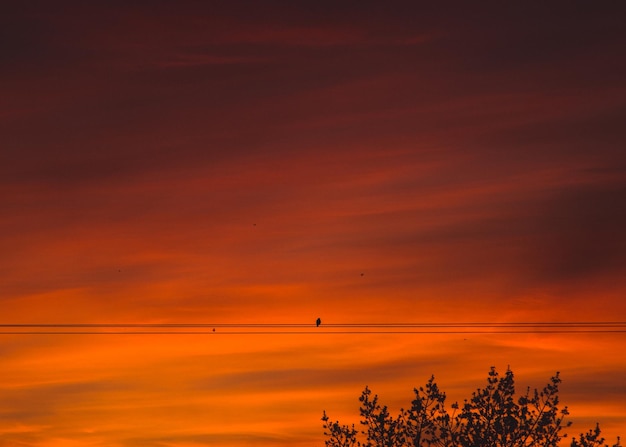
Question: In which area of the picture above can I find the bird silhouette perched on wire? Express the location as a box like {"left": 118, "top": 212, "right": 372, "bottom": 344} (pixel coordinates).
{"left": 316, "top": 317, "right": 321, "bottom": 327}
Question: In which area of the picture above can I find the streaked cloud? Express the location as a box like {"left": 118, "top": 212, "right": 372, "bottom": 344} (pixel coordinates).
{"left": 1, "top": 1, "right": 625, "bottom": 446}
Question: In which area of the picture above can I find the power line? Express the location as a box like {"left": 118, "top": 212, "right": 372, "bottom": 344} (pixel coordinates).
{"left": 1, "top": 330, "right": 625, "bottom": 335}
{"left": 1, "top": 322, "right": 625, "bottom": 327}
{"left": 1, "top": 322, "right": 625, "bottom": 334}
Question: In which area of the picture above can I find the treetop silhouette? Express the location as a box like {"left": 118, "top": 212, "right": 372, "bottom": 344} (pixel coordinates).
{"left": 322, "top": 367, "right": 620, "bottom": 447}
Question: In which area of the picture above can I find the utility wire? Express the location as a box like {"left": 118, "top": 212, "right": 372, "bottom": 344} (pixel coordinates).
{"left": 1, "top": 322, "right": 625, "bottom": 327}
{"left": 1, "top": 330, "right": 625, "bottom": 335}
{"left": 1, "top": 322, "right": 625, "bottom": 334}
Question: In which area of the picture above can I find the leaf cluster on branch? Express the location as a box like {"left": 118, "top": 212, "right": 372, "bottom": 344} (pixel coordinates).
{"left": 322, "top": 367, "right": 620, "bottom": 447}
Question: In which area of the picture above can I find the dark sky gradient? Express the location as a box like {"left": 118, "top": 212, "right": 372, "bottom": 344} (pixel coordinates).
{"left": 1, "top": 2, "right": 625, "bottom": 446}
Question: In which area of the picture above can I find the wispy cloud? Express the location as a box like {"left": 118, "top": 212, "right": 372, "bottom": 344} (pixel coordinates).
{"left": 1, "top": 1, "right": 625, "bottom": 445}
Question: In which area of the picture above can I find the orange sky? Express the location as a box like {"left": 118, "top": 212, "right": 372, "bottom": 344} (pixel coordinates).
{"left": 1, "top": 2, "right": 625, "bottom": 446}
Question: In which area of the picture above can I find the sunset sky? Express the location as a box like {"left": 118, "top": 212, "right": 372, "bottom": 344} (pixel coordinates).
{"left": 1, "top": 2, "right": 626, "bottom": 446}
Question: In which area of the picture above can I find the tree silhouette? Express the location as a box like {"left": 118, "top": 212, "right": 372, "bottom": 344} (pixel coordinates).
{"left": 322, "top": 367, "right": 620, "bottom": 447}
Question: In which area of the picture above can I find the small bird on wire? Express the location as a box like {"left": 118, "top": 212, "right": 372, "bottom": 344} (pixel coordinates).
{"left": 316, "top": 317, "right": 321, "bottom": 327}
